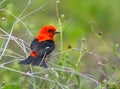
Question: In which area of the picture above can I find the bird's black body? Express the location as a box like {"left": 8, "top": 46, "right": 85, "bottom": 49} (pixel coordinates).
{"left": 19, "top": 38, "right": 55, "bottom": 68}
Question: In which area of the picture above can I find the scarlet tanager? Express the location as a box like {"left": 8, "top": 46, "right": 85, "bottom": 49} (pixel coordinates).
{"left": 19, "top": 25, "right": 60, "bottom": 68}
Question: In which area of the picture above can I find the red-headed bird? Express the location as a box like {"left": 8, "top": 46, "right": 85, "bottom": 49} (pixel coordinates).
{"left": 19, "top": 25, "right": 60, "bottom": 68}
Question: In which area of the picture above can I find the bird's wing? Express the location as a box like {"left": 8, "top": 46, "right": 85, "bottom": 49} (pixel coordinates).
{"left": 30, "top": 39, "right": 55, "bottom": 56}
{"left": 31, "top": 40, "right": 55, "bottom": 67}
{"left": 30, "top": 38, "right": 39, "bottom": 51}
{"left": 37, "top": 40, "right": 55, "bottom": 57}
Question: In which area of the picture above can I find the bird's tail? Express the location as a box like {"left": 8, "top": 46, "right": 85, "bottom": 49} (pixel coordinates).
{"left": 32, "top": 56, "right": 48, "bottom": 68}
{"left": 19, "top": 56, "right": 34, "bottom": 65}
{"left": 19, "top": 51, "right": 48, "bottom": 68}
{"left": 19, "top": 51, "right": 37, "bottom": 65}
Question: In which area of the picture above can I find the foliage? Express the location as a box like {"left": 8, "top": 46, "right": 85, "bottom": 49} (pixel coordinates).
{"left": 0, "top": 0, "right": 120, "bottom": 89}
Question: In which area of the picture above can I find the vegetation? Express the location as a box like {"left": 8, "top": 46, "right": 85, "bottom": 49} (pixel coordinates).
{"left": 0, "top": 0, "right": 120, "bottom": 89}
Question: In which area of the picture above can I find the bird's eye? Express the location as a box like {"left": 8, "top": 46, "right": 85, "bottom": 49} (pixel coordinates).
{"left": 48, "top": 29, "right": 51, "bottom": 32}
{"left": 48, "top": 29, "right": 53, "bottom": 33}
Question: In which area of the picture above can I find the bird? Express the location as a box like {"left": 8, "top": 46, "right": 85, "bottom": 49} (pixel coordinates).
{"left": 19, "top": 25, "right": 60, "bottom": 68}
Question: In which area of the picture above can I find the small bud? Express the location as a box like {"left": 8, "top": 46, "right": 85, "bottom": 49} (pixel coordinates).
{"left": 45, "top": 74, "right": 49, "bottom": 78}
{"left": 1, "top": 17, "right": 6, "bottom": 21}
{"left": 106, "top": 84, "right": 110, "bottom": 88}
{"left": 88, "top": 21, "right": 93, "bottom": 25}
{"left": 81, "top": 38, "right": 86, "bottom": 42}
{"left": 98, "top": 61, "right": 101, "bottom": 65}
{"left": 103, "top": 79, "right": 107, "bottom": 83}
{"left": 98, "top": 32, "right": 103, "bottom": 36}
{"left": 61, "top": 14, "right": 65, "bottom": 18}
{"left": 68, "top": 45, "right": 72, "bottom": 49}
{"left": 0, "top": 8, "right": 5, "bottom": 12}
{"left": 1, "top": 81, "right": 6, "bottom": 86}
{"left": 2, "top": 81, "right": 6, "bottom": 85}
{"left": 56, "top": 0, "right": 60, "bottom": 4}
{"left": 84, "top": 49, "right": 87, "bottom": 51}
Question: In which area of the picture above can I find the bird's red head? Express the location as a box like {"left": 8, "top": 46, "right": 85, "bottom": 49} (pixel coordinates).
{"left": 36, "top": 25, "right": 60, "bottom": 42}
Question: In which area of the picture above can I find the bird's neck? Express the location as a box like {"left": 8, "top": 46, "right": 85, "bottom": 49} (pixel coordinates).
{"left": 36, "top": 33, "right": 54, "bottom": 42}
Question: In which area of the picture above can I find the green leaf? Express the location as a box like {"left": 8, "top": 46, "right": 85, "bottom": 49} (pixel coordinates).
{"left": 58, "top": 53, "right": 70, "bottom": 66}
{"left": 113, "top": 44, "right": 119, "bottom": 53}
{"left": 109, "top": 84, "right": 116, "bottom": 89}
{"left": 67, "top": 61, "right": 76, "bottom": 69}
{"left": 75, "top": 75, "right": 81, "bottom": 88}
{"left": 3, "top": 85, "right": 20, "bottom": 89}
{"left": 111, "top": 65, "right": 116, "bottom": 70}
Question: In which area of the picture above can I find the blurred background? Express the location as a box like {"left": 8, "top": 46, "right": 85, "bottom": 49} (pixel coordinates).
{"left": 0, "top": 0, "right": 120, "bottom": 89}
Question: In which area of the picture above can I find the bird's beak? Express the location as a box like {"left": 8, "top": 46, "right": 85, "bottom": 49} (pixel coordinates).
{"left": 54, "top": 30, "right": 60, "bottom": 34}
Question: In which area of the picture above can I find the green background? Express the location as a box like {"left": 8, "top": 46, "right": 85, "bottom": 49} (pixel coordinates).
{"left": 0, "top": 0, "right": 120, "bottom": 89}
